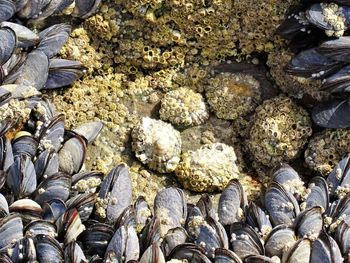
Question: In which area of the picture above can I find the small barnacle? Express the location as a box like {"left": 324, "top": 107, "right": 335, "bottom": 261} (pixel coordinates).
{"left": 159, "top": 87, "right": 209, "bottom": 127}
{"left": 131, "top": 117, "right": 182, "bottom": 173}
{"left": 205, "top": 72, "right": 261, "bottom": 120}
{"left": 249, "top": 96, "right": 312, "bottom": 167}
{"left": 175, "top": 143, "right": 240, "bottom": 192}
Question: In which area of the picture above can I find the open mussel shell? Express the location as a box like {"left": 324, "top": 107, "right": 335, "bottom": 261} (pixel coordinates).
{"left": 302, "top": 176, "right": 329, "bottom": 212}
{"left": 0, "top": 0, "right": 15, "bottom": 22}
{"left": 98, "top": 163, "right": 132, "bottom": 224}
{"left": 7, "top": 155, "right": 37, "bottom": 198}
{"left": 73, "top": 121, "right": 103, "bottom": 144}
{"left": 168, "top": 243, "right": 211, "bottom": 263}
{"left": 218, "top": 179, "right": 247, "bottom": 226}
{"left": 104, "top": 225, "right": 139, "bottom": 262}
{"left": 46, "top": 59, "right": 86, "bottom": 89}
{"left": 154, "top": 187, "right": 187, "bottom": 237}
{"left": 230, "top": 222, "right": 264, "bottom": 260}
{"left": 34, "top": 234, "right": 64, "bottom": 263}
{"left": 37, "top": 24, "right": 71, "bottom": 59}
{"left": 310, "top": 231, "right": 343, "bottom": 262}
{"left": 80, "top": 220, "right": 114, "bottom": 257}
{"left": 285, "top": 48, "right": 342, "bottom": 79}
{"left": 214, "top": 248, "right": 242, "bottom": 263}
{"left": 0, "top": 214, "right": 24, "bottom": 250}
{"left": 0, "top": 22, "right": 39, "bottom": 49}
{"left": 58, "top": 134, "right": 86, "bottom": 175}
{"left": 312, "top": 98, "right": 350, "bottom": 128}
{"left": 10, "top": 236, "right": 37, "bottom": 262}
{"left": 64, "top": 242, "right": 87, "bottom": 263}
{"left": 25, "top": 220, "right": 57, "bottom": 239}
{"left": 73, "top": 0, "right": 101, "bottom": 19}
{"left": 327, "top": 154, "right": 350, "bottom": 197}
{"left": 264, "top": 181, "right": 300, "bottom": 226}
{"left": 0, "top": 27, "right": 16, "bottom": 66}
{"left": 42, "top": 198, "right": 66, "bottom": 223}
{"left": 265, "top": 224, "right": 296, "bottom": 258}
{"left": 34, "top": 172, "right": 71, "bottom": 205}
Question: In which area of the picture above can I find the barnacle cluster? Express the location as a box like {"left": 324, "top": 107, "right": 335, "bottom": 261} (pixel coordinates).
{"left": 320, "top": 2, "right": 346, "bottom": 37}
{"left": 159, "top": 87, "right": 208, "bottom": 127}
{"left": 305, "top": 129, "right": 350, "bottom": 175}
{"left": 131, "top": 117, "right": 182, "bottom": 173}
{"left": 249, "top": 96, "right": 312, "bottom": 167}
{"left": 205, "top": 72, "right": 261, "bottom": 120}
{"left": 175, "top": 143, "right": 240, "bottom": 192}
{"left": 267, "top": 49, "right": 326, "bottom": 100}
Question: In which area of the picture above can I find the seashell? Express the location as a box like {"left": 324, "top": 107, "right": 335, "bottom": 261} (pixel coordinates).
{"left": 0, "top": 214, "right": 24, "bottom": 250}
{"left": 10, "top": 237, "right": 37, "bottom": 262}
{"left": 265, "top": 225, "right": 296, "bottom": 258}
{"left": 214, "top": 248, "right": 242, "bottom": 263}
{"left": 310, "top": 231, "right": 343, "bottom": 262}
{"left": 282, "top": 238, "right": 312, "bottom": 263}
{"left": 0, "top": 22, "right": 39, "bottom": 49}
{"left": 303, "top": 176, "right": 329, "bottom": 212}
{"left": 56, "top": 208, "right": 85, "bottom": 244}
{"left": 73, "top": 0, "right": 101, "bottom": 19}
{"left": 246, "top": 202, "right": 272, "bottom": 239}
{"left": 293, "top": 206, "right": 323, "bottom": 239}
{"left": 64, "top": 242, "right": 87, "bottom": 263}
{"left": 0, "top": 0, "right": 15, "bottom": 22}
{"left": 161, "top": 227, "right": 188, "bottom": 257}
{"left": 168, "top": 243, "right": 211, "bottom": 263}
{"left": 0, "top": 27, "right": 16, "bottom": 66}
{"left": 42, "top": 198, "right": 66, "bottom": 223}
{"left": 72, "top": 121, "right": 103, "bottom": 144}
{"left": 34, "top": 234, "right": 64, "bottom": 263}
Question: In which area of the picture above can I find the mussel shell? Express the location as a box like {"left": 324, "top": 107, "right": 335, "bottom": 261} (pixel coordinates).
{"left": 246, "top": 202, "right": 272, "bottom": 238}
{"left": 293, "top": 206, "right": 323, "bottom": 239}
{"left": 114, "top": 205, "right": 136, "bottom": 230}
{"left": 17, "top": 0, "right": 50, "bottom": 19}
{"left": 12, "top": 134, "right": 38, "bottom": 158}
{"left": 139, "top": 217, "right": 161, "bottom": 254}
{"left": 264, "top": 182, "right": 300, "bottom": 226}
{"left": 162, "top": 227, "right": 188, "bottom": 257}
{"left": 0, "top": 22, "right": 39, "bottom": 49}
{"left": 79, "top": 221, "right": 114, "bottom": 257}
{"left": 72, "top": 121, "right": 103, "bottom": 144}
{"left": 45, "top": 59, "right": 86, "bottom": 89}
{"left": 139, "top": 243, "right": 165, "bottom": 263}
{"left": 335, "top": 215, "right": 350, "bottom": 256}
{"left": 168, "top": 243, "right": 211, "bottom": 263}
{"left": 285, "top": 48, "right": 342, "bottom": 79}
{"left": 64, "top": 242, "right": 87, "bottom": 263}
{"left": 25, "top": 220, "right": 57, "bottom": 238}
{"left": 37, "top": 24, "right": 71, "bottom": 58}
{"left": 66, "top": 193, "right": 96, "bottom": 221}
{"left": 38, "top": 114, "right": 65, "bottom": 152}
{"left": 196, "top": 194, "right": 214, "bottom": 219}
{"left": 56, "top": 208, "right": 85, "bottom": 244}
{"left": 214, "top": 248, "right": 242, "bottom": 263}
{"left": 34, "top": 172, "right": 71, "bottom": 205}
{"left": 265, "top": 225, "right": 296, "bottom": 258}
{"left": 0, "top": 27, "right": 16, "bottom": 66}
{"left": 0, "top": 0, "right": 15, "bottom": 22}
{"left": 73, "top": 0, "right": 101, "bottom": 18}
{"left": 303, "top": 176, "right": 329, "bottom": 212}
{"left": 0, "top": 214, "right": 24, "bottom": 250}
{"left": 34, "top": 234, "right": 64, "bottom": 263}
{"left": 282, "top": 238, "right": 311, "bottom": 263}
{"left": 218, "top": 179, "right": 247, "bottom": 226}
{"left": 9, "top": 199, "right": 43, "bottom": 223}
{"left": 154, "top": 187, "right": 187, "bottom": 237}
{"left": 42, "top": 198, "right": 66, "bottom": 223}
{"left": 229, "top": 222, "right": 264, "bottom": 259}
{"left": 34, "top": 149, "right": 59, "bottom": 180}
{"left": 0, "top": 193, "right": 9, "bottom": 218}
{"left": 14, "top": 50, "right": 49, "bottom": 90}
{"left": 58, "top": 134, "right": 86, "bottom": 175}
{"left": 10, "top": 237, "right": 36, "bottom": 263}
{"left": 135, "top": 196, "right": 152, "bottom": 233}
{"left": 277, "top": 12, "right": 311, "bottom": 40}
{"left": 310, "top": 231, "right": 343, "bottom": 263}
{"left": 327, "top": 154, "right": 350, "bottom": 196}
{"left": 312, "top": 98, "right": 350, "bottom": 128}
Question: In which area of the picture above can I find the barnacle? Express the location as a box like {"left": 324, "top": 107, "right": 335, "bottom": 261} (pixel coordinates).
{"left": 205, "top": 72, "right": 261, "bottom": 120}
{"left": 131, "top": 117, "right": 182, "bottom": 173}
{"left": 159, "top": 87, "right": 209, "bottom": 126}
{"left": 305, "top": 129, "right": 350, "bottom": 176}
{"left": 175, "top": 143, "right": 240, "bottom": 192}
{"left": 249, "top": 96, "right": 312, "bottom": 167}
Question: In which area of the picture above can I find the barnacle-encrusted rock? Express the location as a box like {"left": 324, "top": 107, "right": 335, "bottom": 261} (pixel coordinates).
{"left": 131, "top": 117, "right": 182, "bottom": 173}
{"left": 175, "top": 143, "right": 240, "bottom": 192}
{"left": 249, "top": 96, "right": 312, "bottom": 167}
{"left": 205, "top": 73, "right": 261, "bottom": 120}
{"left": 267, "top": 49, "right": 327, "bottom": 101}
{"left": 159, "top": 87, "right": 208, "bottom": 126}
{"left": 305, "top": 129, "right": 350, "bottom": 175}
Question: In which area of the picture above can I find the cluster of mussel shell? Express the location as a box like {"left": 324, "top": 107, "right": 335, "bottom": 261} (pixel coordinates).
{"left": 278, "top": 0, "right": 350, "bottom": 129}
{"left": 0, "top": 103, "right": 349, "bottom": 262}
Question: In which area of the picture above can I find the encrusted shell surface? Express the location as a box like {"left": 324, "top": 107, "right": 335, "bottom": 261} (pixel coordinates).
{"left": 305, "top": 129, "right": 350, "bottom": 175}
{"left": 131, "top": 117, "right": 182, "bottom": 173}
{"left": 175, "top": 143, "right": 240, "bottom": 192}
{"left": 159, "top": 87, "right": 208, "bottom": 127}
{"left": 249, "top": 96, "right": 312, "bottom": 167}
{"left": 205, "top": 72, "right": 261, "bottom": 120}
